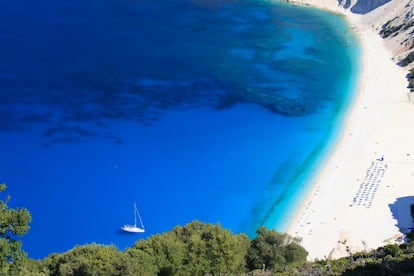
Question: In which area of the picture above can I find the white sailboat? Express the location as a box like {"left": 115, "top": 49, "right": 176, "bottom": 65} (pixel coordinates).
{"left": 121, "top": 202, "right": 145, "bottom": 233}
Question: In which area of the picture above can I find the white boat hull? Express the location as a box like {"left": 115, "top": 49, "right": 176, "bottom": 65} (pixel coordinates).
{"left": 121, "top": 224, "right": 145, "bottom": 233}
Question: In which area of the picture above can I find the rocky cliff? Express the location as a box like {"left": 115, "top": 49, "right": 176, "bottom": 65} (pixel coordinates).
{"left": 343, "top": 0, "right": 414, "bottom": 67}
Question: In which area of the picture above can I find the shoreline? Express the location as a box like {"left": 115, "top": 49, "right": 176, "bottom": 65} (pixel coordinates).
{"left": 281, "top": 0, "right": 414, "bottom": 260}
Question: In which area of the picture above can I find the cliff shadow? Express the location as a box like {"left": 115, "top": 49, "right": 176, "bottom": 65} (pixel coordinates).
{"left": 350, "top": 0, "right": 391, "bottom": 14}
{"left": 338, "top": 0, "right": 352, "bottom": 9}
{"left": 389, "top": 196, "right": 414, "bottom": 233}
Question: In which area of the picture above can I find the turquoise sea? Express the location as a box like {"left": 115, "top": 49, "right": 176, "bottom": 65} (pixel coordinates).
{"left": 0, "top": 0, "right": 359, "bottom": 258}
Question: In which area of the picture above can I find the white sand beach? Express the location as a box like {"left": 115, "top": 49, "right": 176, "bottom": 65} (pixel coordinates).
{"left": 283, "top": 0, "right": 414, "bottom": 260}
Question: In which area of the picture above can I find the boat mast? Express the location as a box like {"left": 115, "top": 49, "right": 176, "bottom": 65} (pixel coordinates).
{"left": 135, "top": 203, "right": 145, "bottom": 229}
{"left": 133, "top": 202, "right": 138, "bottom": 227}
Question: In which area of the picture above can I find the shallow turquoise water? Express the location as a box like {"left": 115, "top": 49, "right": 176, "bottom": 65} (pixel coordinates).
{"left": 0, "top": 0, "right": 359, "bottom": 258}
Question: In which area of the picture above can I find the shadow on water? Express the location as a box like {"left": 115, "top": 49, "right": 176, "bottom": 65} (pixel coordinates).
{"left": 389, "top": 196, "right": 414, "bottom": 233}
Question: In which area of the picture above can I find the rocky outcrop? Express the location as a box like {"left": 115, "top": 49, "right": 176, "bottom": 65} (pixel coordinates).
{"left": 363, "top": 0, "right": 414, "bottom": 67}
{"left": 341, "top": 0, "right": 414, "bottom": 67}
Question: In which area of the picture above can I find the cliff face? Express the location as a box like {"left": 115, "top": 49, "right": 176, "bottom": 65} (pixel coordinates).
{"left": 343, "top": 0, "right": 414, "bottom": 67}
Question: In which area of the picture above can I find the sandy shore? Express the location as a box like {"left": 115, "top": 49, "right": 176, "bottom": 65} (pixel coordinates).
{"left": 282, "top": 0, "right": 414, "bottom": 260}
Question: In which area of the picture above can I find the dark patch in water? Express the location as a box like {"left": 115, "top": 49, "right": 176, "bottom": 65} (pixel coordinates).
{"left": 0, "top": 71, "right": 319, "bottom": 144}
{"left": 0, "top": 0, "right": 347, "bottom": 145}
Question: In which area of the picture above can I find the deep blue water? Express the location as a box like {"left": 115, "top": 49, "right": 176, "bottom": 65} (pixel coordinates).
{"left": 0, "top": 0, "right": 359, "bottom": 258}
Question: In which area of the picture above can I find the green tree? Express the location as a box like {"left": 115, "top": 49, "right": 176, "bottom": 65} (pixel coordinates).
{"left": 42, "top": 243, "right": 130, "bottom": 276}
{"left": 133, "top": 221, "right": 249, "bottom": 276}
{"left": 284, "top": 242, "right": 308, "bottom": 264}
{"left": 123, "top": 247, "right": 158, "bottom": 276}
{"left": 0, "top": 183, "right": 32, "bottom": 275}
{"left": 180, "top": 221, "right": 249, "bottom": 275}
{"left": 246, "top": 227, "right": 307, "bottom": 272}
{"left": 382, "top": 244, "right": 402, "bottom": 258}
{"left": 134, "top": 230, "right": 186, "bottom": 275}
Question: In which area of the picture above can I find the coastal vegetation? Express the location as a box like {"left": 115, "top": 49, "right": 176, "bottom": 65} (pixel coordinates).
{"left": 10, "top": 222, "right": 309, "bottom": 275}
{"left": 3, "top": 183, "right": 414, "bottom": 275}
{"left": 0, "top": 184, "right": 31, "bottom": 275}
{"left": 19, "top": 223, "right": 310, "bottom": 275}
